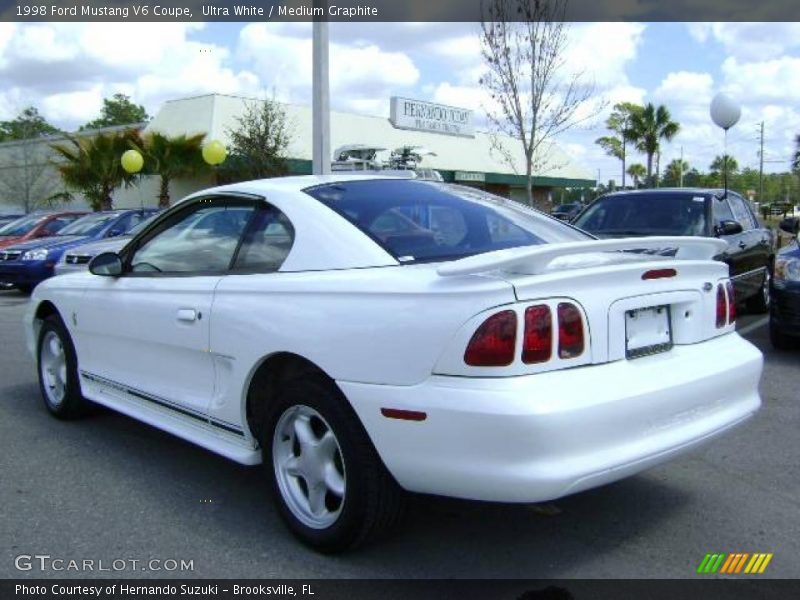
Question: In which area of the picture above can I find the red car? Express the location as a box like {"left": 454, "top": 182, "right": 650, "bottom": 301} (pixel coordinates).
{"left": 0, "top": 211, "right": 88, "bottom": 250}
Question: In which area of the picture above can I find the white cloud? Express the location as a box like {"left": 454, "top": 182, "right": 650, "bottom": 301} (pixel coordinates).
{"left": 686, "top": 23, "right": 800, "bottom": 61}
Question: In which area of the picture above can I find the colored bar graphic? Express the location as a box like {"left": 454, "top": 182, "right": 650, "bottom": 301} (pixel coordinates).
{"left": 702, "top": 552, "right": 773, "bottom": 575}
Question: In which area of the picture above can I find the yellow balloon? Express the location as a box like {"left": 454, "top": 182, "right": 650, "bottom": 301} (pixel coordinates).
{"left": 121, "top": 149, "right": 144, "bottom": 174}
{"left": 202, "top": 140, "right": 227, "bottom": 166}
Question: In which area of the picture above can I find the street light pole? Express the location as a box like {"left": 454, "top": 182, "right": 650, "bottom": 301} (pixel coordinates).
{"left": 312, "top": 17, "right": 331, "bottom": 175}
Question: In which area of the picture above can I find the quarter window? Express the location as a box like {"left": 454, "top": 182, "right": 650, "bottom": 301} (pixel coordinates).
{"left": 712, "top": 197, "right": 735, "bottom": 224}
{"left": 130, "top": 203, "right": 254, "bottom": 274}
{"left": 233, "top": 208, "right": 295, "bottom": 272}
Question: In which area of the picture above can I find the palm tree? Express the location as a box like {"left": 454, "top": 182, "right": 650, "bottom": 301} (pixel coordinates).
{"left": 710, "top": 154, "right": 738, "bottom": 175}
{"left": 51, "top": 129, "right": 141, "bottom": 211}
{"left": 627, "top": 163, "right": 646, "bottom": 189}
{"left": 665, "top": 158, "right": 690, "bottom": 187}
{"left": 628, "top": 103, "right": 680, "bottom": 187}
{"left": 595, "top": 102, "right": 641, "bottom": 188}
{"left": 135, "top": 132, "right": 208, "bottom": 207}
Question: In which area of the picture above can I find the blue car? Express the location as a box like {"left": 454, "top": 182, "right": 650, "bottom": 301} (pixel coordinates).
{"left": 771, "top": 217, "right": 800, "bottom": 349}
{"left": 0, "top": 208, "right": 159, "bottom": 293}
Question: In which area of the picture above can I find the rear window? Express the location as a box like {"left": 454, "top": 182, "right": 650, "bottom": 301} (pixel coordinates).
{"left": 304, "top": 179, "right": 588, "bottom": 263}
{"left": 573, "top": 192, "right": 710, "bottom": 237}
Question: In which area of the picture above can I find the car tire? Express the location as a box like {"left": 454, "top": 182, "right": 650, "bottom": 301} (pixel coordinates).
{"left": 37, "top": 315, "right": 87, "bottom": 419}
{"left": 769, "top": 319, "right": 795, "bottom": 351}
{"left": 262, "top": 375, "right": 405, "bottom": 553}
{"left": 745, "top": 269, "right": 771, "bottom": 314}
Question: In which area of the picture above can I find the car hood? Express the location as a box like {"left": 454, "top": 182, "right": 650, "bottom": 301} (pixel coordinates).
{"left": 777, "top": 239, "right": 800, "bottom": 258}
{"left": 63, "top": 236, "right": 132, "bottom": 257}
{"left": 4, "top": 235, "right": 91, "bottom": 252}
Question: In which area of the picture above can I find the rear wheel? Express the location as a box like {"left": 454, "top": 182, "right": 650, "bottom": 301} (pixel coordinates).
{"left": 37, "top": 315, "right": 87, "bottom": 419}
{"left": 745, "top": 269, "right": 771, "bottom": 314}
{"left": 262, "top": 375, "right": 405, "bottom": 552}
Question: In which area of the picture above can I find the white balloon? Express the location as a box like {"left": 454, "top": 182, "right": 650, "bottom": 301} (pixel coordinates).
{"left": 710, "top": 93, "right": 741, "bottom": 130}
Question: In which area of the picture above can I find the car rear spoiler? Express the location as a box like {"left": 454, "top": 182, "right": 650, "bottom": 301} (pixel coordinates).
{"left": 437, "top": 236, "right": 727, "bottom": 277}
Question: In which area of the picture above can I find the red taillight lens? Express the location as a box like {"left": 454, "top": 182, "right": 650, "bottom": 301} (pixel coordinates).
{"left": 642, "top": 268, "right": 677, "bottom": 280}
{"left": 464, "top": 310, "right": 517, "bottom": 366}
{"left": 522, "top": 305, "right": 552, "bottom": 364}
{"left": 725, "top": 280, "right": 736, "bottom": 324}
{"left": 557, "top": 303, "right": 584, "bottom": 358}
{"left": 716, "top": 284, "right": 727, "bottom": 328}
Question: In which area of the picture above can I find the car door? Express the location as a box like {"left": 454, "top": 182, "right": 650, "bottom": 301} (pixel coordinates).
{"left": 711, "top": 194, "right": 747, "bottom": 281}
{"left": 75, "top": 196, "right": 258, "bottom": 417}
{"left": 727, "top": 192, "right": 766, "bottom": 298}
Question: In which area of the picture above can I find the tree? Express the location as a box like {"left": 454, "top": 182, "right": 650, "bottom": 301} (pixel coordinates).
{"left": 218, "top": 98, "right": 291, "bottom": 183}
{"left": 662, "top": 158, "right": 689, "bottom": 187}
{"left": 51, "top": 129, "right": 141, "bottom": 211}
{"left": 0, "top": 106, "right": 61, "bottom": 142}
{"left": 479, "top": 0, "right": 594, "bottom": 206}
{"left": 134, "top": 132, "right": 209, "bottom": 207}
{"left": 81, "top": 93, "right": 150, "bottom": 130}
{"left": 710, "top": 154, "right": 739, "bottom": 175}
{"left": 594, "top": 102, "right": 641, "bottom": 189}
{"left": 628, "top": 103, "right": 680, "bottom": 187}
{"left": 626, "top": 163, "right": 646, "bottom": 188}
{"left": 0, "top": 107, "right": 63, "bottom": 212}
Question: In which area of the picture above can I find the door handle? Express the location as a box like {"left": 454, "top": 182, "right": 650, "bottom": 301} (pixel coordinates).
{"left": 176, "top": 309, "right": 197, "bottom": 322}
{"left": 738, "top": 241, "right": 747, "bottom": 249}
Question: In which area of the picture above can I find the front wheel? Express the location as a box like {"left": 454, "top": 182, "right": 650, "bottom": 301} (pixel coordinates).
{"left": 262, "top": 376, "right": 405, "bottom": 552}
{"left": 745, "top": 269, "right": 771, "bottom": 314}
{"left": 37, "top": 315, "right": 87, "bottom": 419}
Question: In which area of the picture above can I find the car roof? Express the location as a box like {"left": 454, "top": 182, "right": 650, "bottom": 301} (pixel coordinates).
{"left": 600, "top": 188, "right": 728, "bottom": 199}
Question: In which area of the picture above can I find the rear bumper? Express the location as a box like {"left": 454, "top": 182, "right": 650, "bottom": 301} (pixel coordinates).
{"left": 341, "top": 333, "right": 762, "bottom": 502}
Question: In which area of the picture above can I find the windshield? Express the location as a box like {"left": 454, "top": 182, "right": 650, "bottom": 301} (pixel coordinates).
{"left": 126, "top": 214, "right": 159, "bottom": 236}
{"left": 305, "top": 179, "right": 588, "bottom": 263}
{"left": 0, "top": 214, "right": 47, "bottom": 236}
{"left": 556, "top": 204, "right": 579, "bottom": 211}
{"left": 573, "top": 192, "right": 710, "bottom": 237}
{"left": 58, "top": 213, "right": 119, "bottom": 237}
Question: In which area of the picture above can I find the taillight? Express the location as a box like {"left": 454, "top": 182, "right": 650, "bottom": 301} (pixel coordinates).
{"left": 725, "top": 281, "right": 736, "bottom": 324}
{"left": 522, "top": 305, "right": 552, "bottom": 364}
{"left": 716, "top": 284, "right": 727, "bottom": 328}
{"left": 464, "top": 310, "right": 517, "bottom": 366}
{"left": 557, "top": 303, "right": 584, "bottom": 358}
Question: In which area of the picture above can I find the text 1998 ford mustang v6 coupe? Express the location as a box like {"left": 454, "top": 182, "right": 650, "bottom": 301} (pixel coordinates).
{"left": 25, "top": 175, "right": 763, "bottom": 552}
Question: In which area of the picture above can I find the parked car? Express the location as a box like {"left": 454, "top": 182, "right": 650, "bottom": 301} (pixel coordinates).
{"left": 770, "top": 216, "right": 800, "bottom": 349}
{"left": 26, "top": 175, "right": 762, "bottom": 551}
{"left": 55, "top": 213, "right": 160, "bottom": 276}
{"left": 0, "top": 209, "right": 158, "bottom": 293}
{"left": 572, "top": 189, "right": 775, "bottom": 314}
{"left": 0, "top": 213, "right": 24, "bottom": 228}
{"left": 551, "top": 202, "right": 583, "bottom": 221}
{"left": 0, "top": 211, "right": 88, "bottom": 250}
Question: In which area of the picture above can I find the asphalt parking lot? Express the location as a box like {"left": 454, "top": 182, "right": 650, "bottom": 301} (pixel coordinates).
{"left": 0, "top": 288, "right": 797, "bottom": 579}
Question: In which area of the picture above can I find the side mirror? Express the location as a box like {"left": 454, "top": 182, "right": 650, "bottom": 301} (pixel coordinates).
{"left": 89, "top": 252, "right": 123, "bottom": 277}
{"left": 779, "top": 217, "right": 799, "bottom": 235}
{"left": 715, "top": 220, "right": 743, "bottom": 237}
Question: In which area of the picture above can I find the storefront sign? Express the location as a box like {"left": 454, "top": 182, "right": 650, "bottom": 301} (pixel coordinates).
{"left": 454, "top": 171, "right": 486, "bottom": 183}
{"left": 390, "top": 97, "right": 475, "bottom": 138}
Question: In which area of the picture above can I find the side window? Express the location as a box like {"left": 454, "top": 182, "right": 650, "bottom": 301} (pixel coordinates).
{"left": 130, "top": 203, "right": 254, "bottom": 274}
{"left": 42, "top": 217, "right": 76, "bottom": 234}
{"left": 233, "top": 207, "right": 295, "bottom": 272}
{"left": 728, "top": 195, "right": 755, "bottom": 230}
{"left": 712, "top": 197, "right": 735, "bottom": 224}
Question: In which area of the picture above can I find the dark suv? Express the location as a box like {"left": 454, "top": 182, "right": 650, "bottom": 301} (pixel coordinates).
{"left": 572, "top": 189, "right": 775, "bottom": 313}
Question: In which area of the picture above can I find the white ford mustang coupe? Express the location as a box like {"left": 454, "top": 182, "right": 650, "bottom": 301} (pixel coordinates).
{"left": 25, "top": 175, "right": 762, "bottom": 551}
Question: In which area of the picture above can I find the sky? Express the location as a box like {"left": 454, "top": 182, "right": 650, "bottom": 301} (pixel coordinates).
{"left": 0, "top": 21, "right": 799, "bottom": 183}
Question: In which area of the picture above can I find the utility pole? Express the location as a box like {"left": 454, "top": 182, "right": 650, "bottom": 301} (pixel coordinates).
{"left": 312, "top": 12, "right": 331, "bottom": 175}
{"left": 758, "top": 121, "right": 764, "bottom": 203}
{"left": 679, "top": 146, "right": 684, "bottom": 187}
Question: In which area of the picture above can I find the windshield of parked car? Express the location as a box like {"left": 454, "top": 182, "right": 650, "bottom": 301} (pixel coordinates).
{"left": 305, "top": 179, "right": 589, "bottom": 263}
{"left": 126, "top": 214, "right": 159, "bottom": 236}
{"left": 0, "top": 214, "right": 47, "bottom": 236}
{"left": 57, "top": 212, "right": 119, "bottom": 237}
{"left": 573, "top": 192, "right": 710, "bottom": 237}
{"left": 556, "top": 203, "right": 580, "bottom": 212}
